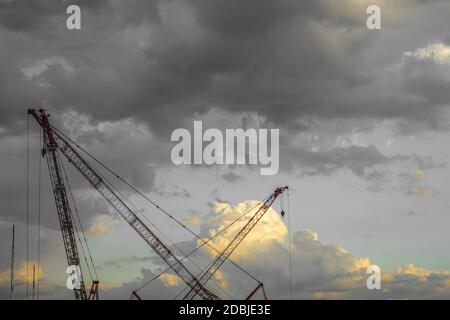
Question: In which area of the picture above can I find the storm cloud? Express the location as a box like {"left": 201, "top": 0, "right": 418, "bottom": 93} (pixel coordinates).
{"left": 1, "top": 0, "right": 450, "bottom": 300}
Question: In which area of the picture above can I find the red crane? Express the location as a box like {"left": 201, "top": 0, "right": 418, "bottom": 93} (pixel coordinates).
{"left": 28, "top": 108, "right": 218, "bottom": 300}
{"left": 28, "top": 109, "right": 99, "bottom": 300}
{"left": 183, "top": 186, "right": 288, "bottom": 300}
{"left": 29, "top": 108, "right": 288, "bottom": 300}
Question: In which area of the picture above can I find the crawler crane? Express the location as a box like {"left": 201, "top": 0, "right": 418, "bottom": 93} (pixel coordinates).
{"left": 28, "top": 108, "right": 288, "bottom": 300}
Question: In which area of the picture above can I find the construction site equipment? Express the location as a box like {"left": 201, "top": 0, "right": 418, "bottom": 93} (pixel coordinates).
{"left": 28, "top": 109, "right": 100, "bottom": 300}
{"left": 183, "top": 187, "right": 288, "bottom": 300}
{"left": 28, "top": 108, "right": 216, "bottom": 300}
{"left": 10, "top": 225, "right": 15, "bottom": 300}
{"left": 28, "top": 108, "right": 289, "bottom": 300}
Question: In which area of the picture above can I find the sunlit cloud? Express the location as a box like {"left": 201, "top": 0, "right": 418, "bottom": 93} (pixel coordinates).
{"left": 87, "top": 215, "right": 121, "bottom": 236}
{"left": 0, "top": 261, "right": 43, "bottom": 286}
{"left": 199, "top": 200, "right": 287, "bottom": 261}
{"left": 181, "top": 216, "right": 201, "bottom": 226}
{"left": 408, "top": 186, "right": 436, "bottom": 197}
{"left": 190, "top": 201, "right": 450, "bottom": 299}
{"left": 160, "top": 273, "right": 182, "bottom": 287}
{"left": 404, "top": 43, "right": 450, "bottom": 65}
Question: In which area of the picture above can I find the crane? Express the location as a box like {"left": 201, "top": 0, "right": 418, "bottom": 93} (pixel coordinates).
{"left": 28, "top": 108, "right": 218, "bottom": 300}
{"left": 183, "top": 186, "right": 288, "bottom": 300}
{"left": 27, "top": 109, "right": 98, "bottom": 300}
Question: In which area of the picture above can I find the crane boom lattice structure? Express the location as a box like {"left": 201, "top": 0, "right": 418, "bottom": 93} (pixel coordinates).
{"left": 31, "top": 109, "right": 88, "bottom": 300}
{"left": 28, "top": 108, "right": 218, "bottom": 301}
{"left": 28, "top": 108, "right": 288, "bottom": 300}
{"left": 184, "top": 186, "right": 288, "bottom": 300}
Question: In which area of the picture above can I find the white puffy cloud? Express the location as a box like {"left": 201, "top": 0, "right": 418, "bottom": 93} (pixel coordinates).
{"left": 87, "top": 214, "right": 121, "bottom": 236}
{"left": 404, "top": 43, "right": 450, "bottom": 65}
{"left": 199, "top": 200, "right": 287, "bottom": 261}
{"left": 192, "top": 200, "right": 450, "bottom": 299}
{"left": 0, "top": 261, "right": 43, "bottom": 286}
{"left": 159, "top": 273, "right": 182, "bottom": 287}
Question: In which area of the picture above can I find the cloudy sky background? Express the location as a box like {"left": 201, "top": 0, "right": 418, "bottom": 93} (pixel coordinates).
{"left": 1, "top": 0, "right": 450, "bottom": 299}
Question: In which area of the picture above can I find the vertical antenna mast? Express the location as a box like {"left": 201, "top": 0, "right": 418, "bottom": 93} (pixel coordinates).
{"left": 10, "top": 225, "right": 15, "bottom": 300}
{"left": 32, "top": 265, "right": 36, "bottom": 300}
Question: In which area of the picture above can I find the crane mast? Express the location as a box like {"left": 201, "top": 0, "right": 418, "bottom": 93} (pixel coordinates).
{"left": 184, "top": 186, "right": 288, "bottom": 300}
{"left": 28, "top": 109, "right": 219, "bottom": 301}
{"left": 28, "top": 109, "right": 88, "bottom": 300}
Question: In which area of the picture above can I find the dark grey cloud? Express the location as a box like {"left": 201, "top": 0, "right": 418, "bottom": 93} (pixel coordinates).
{"left": 0, "top": 0, "right": 112, "bottom": 38}
{"left": 100, "top": 268, "right": 179, "bottom": 300}
{"left": 221, "top": 172, "right": 243, "bottom": 183}
{"left": 283, "top": 143, "right": 443, "bottom": 179}
{"left": 192, "top": 0, "right": 303, "bottom": 37}
{"left": 402, "top": 211, "right": 423, "bottom": 217}
{"left": 401, "top": 57, "right": 450, "bottom": 106}
{"left": 1, "top": 0, "right": 450, "bottom": 300}
{"left": 292, "top": 145, "right": 388, "bottom": 177}
{"left": 0, "top": 0, "right": 448, "bottom": 226}
{"left": 1, "top": 0, "right": 449, "bottom": 135}
{"left": 98, "top": 255, "right": 153, "bottom": 270}
{"left": 0, "top": 0, "right": 62, "bottom": 33}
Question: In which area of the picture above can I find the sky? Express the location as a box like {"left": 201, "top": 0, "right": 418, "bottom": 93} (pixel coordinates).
{"left": 1, "top": 0, "right": 450, "bottom": 299}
